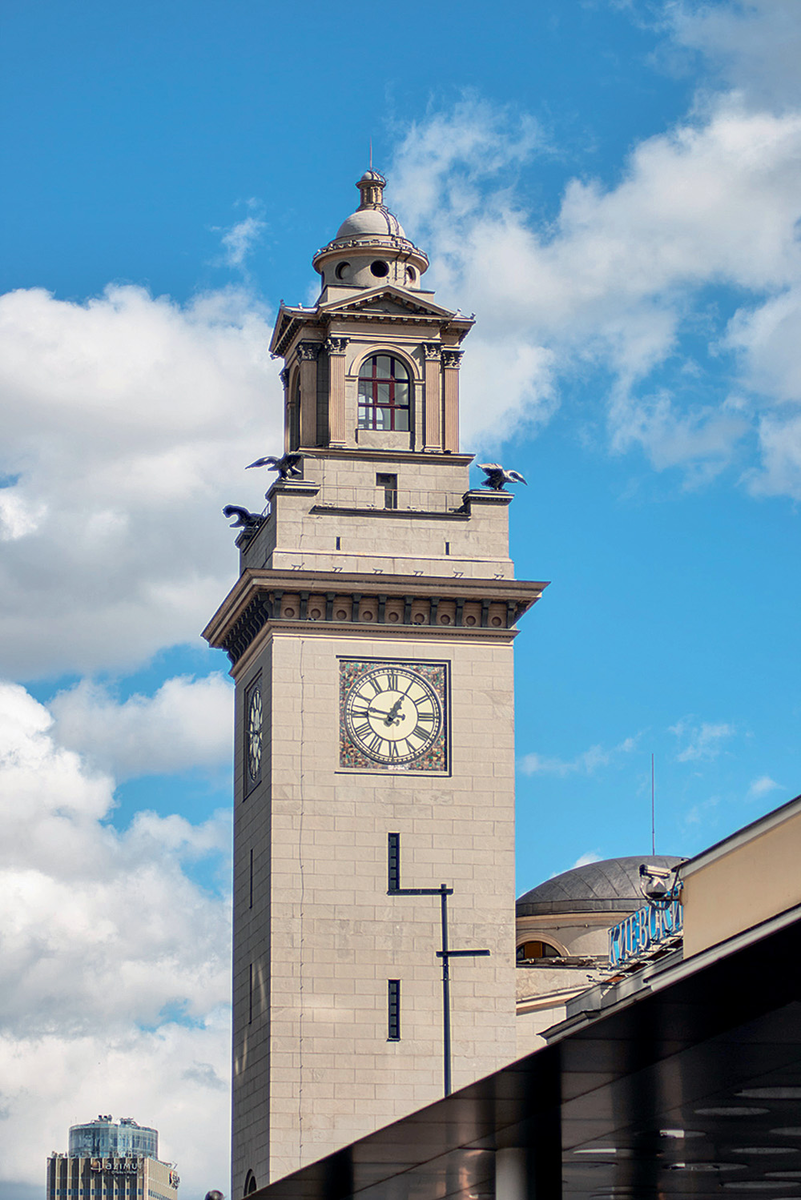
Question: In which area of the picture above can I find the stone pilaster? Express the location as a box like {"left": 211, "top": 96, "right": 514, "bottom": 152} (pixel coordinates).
{"left": 423, "top": 343, "right": 442, "bottom": 451}
{"left": 296, "top": 342, "right": 320, "bottom": 448}
{"left": 280, "top": 367, "right": 291, "bottom": 453}
{"left": 442, "top": 349, "right": 463, "bottom": 453}
{"left": 325, "top": 336, "right": 349, "bottom": 448}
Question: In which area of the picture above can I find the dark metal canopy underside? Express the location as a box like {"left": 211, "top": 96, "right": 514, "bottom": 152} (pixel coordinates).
{"left": 252, "top": 908, "right": 801, "bottom": 1200}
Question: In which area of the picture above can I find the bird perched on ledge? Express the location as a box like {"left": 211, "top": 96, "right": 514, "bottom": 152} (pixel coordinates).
{"left": 222, "top": 505, "right": 264, "bottom": 532}
{"left": 477, "top": 463, "right": 527, "bottom": 491}
{"left": 246, "top": 451, "right": 304, "bottom": 480}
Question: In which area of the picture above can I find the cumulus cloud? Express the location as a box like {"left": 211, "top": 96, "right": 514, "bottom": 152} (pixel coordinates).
{"left": 748, "top": 774, "right": 781, "bottom": 798}
{"left": 0, "top": 681, "right": 231, "bottom": 1194}
{"left": 50, "top": 673, "right": 233, "bottom": 780}
{"left": 518, "top": 735, "right": 637, "bottom": 777}
{"left": 213, "top": 200, "right": 267, "bottom": 269}
{"left": 571, "top": 851, "right": 602, "bottom": 869}
{"left": 670, "top": 716, "right": 735, "bottom": 761}
{"left": 0, "top": 284, "right": 281, "bottom": 678}
{"left": 388, "top": 54, "right": 801, "bottom": 489}
{"left": 669, "top": 0, "right": 801, "bottom": 107}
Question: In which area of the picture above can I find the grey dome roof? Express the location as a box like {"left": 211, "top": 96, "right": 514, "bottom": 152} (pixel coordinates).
{"left": 335, "top": 206, "right": 405, "bottom": 240}
{"left": 516, "top": 855, "right": 683, "bottom": 917}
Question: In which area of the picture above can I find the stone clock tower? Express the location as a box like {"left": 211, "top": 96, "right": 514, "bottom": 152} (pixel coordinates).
{"left": 203, "top": 171, "right": 546, "bottom": 1192}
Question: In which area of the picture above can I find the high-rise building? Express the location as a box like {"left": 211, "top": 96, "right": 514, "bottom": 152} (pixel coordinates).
{"left": 47, "top": 1117, "right": 179, "bottom": 1200}
{"left": 68, "top": 1117, "right": 159, "bottom": 1159}
{"left": 203, "top": 169, "right": 546, "bottom": 1190}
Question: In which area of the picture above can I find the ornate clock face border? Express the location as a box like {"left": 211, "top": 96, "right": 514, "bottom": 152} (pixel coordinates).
{"left": 339, "top": 657, "right": 450, "bottom": 773}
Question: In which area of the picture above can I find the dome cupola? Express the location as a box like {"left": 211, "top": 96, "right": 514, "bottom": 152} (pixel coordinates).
{"left": 312, "top": 169, "right": 428, "bottom": 293}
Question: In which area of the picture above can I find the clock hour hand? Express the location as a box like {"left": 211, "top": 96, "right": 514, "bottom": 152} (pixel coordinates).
{"left": 366, "top": 704, "right": 406, "bottom": 725}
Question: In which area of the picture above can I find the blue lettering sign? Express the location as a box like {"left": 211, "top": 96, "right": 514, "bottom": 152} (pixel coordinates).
{"left": 609, "top": 900, "right": 683, "bottom": 966}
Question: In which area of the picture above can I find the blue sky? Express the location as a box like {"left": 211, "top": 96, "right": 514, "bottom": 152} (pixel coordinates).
{"left": 1, "top": 1, "right": 800, "bottom": 1196}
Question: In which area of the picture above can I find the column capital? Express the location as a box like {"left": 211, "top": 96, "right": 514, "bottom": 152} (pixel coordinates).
{"left": 279, "top": 367, "right": 290, "bottom": 386}
{"left": 324, "top": 335, "right": 349, "bottom": 355}
{"left": 296, "top": 341, "right": 321, "bottom": 361}
{"left": 422, "top": 342, "right": 442, "bottom": 361}
{"left": 441, "top": 349, "right": 463, "bottom": 369}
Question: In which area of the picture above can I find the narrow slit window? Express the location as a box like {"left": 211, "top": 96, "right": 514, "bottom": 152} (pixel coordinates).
{"left": 388, "top": 832, "right": 400, "bottom": 891}
{"left": 249, "top": 848, "right": 254, "bottom": 909}
{"left": 444, "top": 542, "right": 450, "bottom": 556}
{"left": 248, "top": 963, "right": 254, "bottom": 1024}
{"left": 377, "top": 473, "right": 398, "bottom": 510}
{"left": 388, "top": 979, "right": 401, "bottom": 1041}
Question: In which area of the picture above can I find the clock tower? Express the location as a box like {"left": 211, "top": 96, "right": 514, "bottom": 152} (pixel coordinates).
{"left": 203, "top": 171, "right": 546, "bottom": 1191}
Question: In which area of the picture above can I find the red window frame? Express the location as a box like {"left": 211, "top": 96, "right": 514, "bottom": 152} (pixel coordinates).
{"left": 358, "top": 355, "right": 411, "bottom": 431}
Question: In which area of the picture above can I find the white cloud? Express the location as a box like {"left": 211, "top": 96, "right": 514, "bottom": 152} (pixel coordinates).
{"left": 50, "top": 673, "right": 233, "bottom": 781}
{"left": 0, "top": 681, "right": 231, "bottom": 1195}
{"left": 670, "top": 716, "right": 735, "bottom": 761}
{"left": 571, "top": 851, "right": 602, "bottom": 869}
{"left": 684, "top": 793, "right": 720, "bottom": 826}
{"left": 214, "top": 200, "right": 267, "bottom": 269}
{"left": 0, "top": 284, "right": 281, "bottom": 678}
{"left": 388, "top": 75, "right": 801, "bottom": 484}
{"left": 748, "top": 774, "right": 781, "bottom": 798}
{"left": 669, "top": 0, "right": 801, "bottom": 108}
{"left": 518, "top": 735, "right": 637, "bottom": 777}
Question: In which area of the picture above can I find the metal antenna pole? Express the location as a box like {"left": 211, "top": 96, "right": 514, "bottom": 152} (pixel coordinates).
{"left": 651, "top": 753, "right": 656, "bottom": 856}
{"left": 389, "top": 873, "right": 489, "bottom": 1097}
{"left": 440, "top": 884, "right": 452, "bottom": 1097}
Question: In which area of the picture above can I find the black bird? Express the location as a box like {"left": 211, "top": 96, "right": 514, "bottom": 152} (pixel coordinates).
{"left": 222, "top": 505, "right": 263, "bottom": 531}
{"left": 246, "top": 452, "right": 304, "bottom": 480}
{"left": 477, "top": 463, "right": 527, "bottom": 491}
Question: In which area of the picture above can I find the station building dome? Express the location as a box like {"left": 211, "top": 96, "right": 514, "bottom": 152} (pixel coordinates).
{"left": 514, "top": 854, "right": 684, "bottom": 1056}
{"left": 517, "top": 855, "right": 684, "bottom": 919}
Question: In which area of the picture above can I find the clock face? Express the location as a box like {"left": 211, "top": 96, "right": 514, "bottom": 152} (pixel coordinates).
{"left": 340, "top": 661, "right": 448, "bottom": 771}
{"left": 247, "top": 681, "right": 263, "bottom": 783}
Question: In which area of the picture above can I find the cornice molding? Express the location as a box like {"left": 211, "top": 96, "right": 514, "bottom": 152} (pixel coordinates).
{"left": 203, "top": 568, "right": 548, "bottom": 664}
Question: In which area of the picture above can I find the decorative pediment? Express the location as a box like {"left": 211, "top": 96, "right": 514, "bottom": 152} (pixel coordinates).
{"left": 269, "top": 288, "right": 475, "bottom": 359}
{"left": 269, "top": 304, "right": 320, "bottom": 357}
{"left": 320, "top": 285, "right": 462, "bottom": 323}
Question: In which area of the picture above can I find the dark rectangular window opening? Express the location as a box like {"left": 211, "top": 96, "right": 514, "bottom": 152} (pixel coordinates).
{"left": 444, "top": 541, "right": 450, "bottom": 556}
{"left": 244, "top": 674, "right": 263, "bottom": 795}
{"left": 336, "top": 536, "right": 341, "bottom": 550}
{"left": 249, "top": 848, "right": 254, "bottom": 909}
{"left": 377, "top": 473, "right": 398, "bottom": 510}
{"left": 388, "top": 979, "right": 401, "bottom": 1041}
{"left": 388, "top": 832, "right": 400, "bottom": 892}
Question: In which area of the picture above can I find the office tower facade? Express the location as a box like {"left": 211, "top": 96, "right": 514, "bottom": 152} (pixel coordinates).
{"left": 47, "top": 1117, "right": 179, "bottom": 1200}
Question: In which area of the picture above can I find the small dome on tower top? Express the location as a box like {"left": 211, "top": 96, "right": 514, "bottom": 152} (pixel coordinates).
{"left": 333, "top": 169, "right": 406, "bottom": 241}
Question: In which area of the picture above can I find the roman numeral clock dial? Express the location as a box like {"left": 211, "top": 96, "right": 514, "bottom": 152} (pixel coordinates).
{"left": 340, "top": 661, "right": 448, "bottom": 771}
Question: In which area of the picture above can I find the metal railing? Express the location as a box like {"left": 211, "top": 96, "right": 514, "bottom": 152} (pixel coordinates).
{"left": 312, "top": 484, "right": 466, "bottom": 514}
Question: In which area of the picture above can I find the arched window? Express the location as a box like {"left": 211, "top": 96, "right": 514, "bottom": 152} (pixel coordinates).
{"left": 358, "top": 355, "right": 411, "bottom": 431}
{"left": 244, "top": 1171, "right": 257, "bottom": 1196}
{"left": 516, "top": 940, "right": 561, "bottom": 963}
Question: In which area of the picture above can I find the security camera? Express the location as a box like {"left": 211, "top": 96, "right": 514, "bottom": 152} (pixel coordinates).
{"left": 639, "top": 864, "right": 672, "bottom": 880}
{"left": 639, "top": 863, "right": 677, "bottom": 902}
